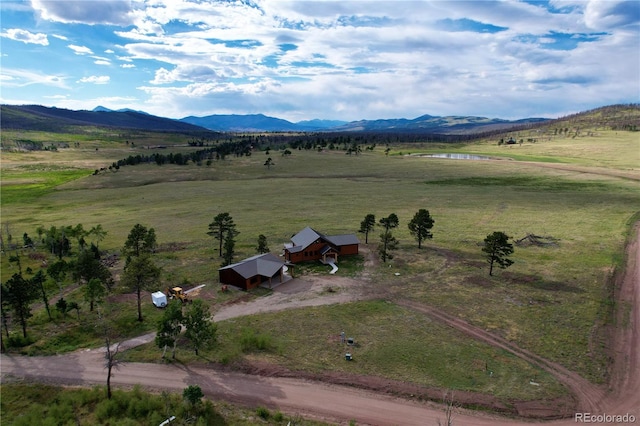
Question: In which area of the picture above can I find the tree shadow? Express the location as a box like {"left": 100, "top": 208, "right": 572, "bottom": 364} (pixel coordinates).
{"left": 503, "top": 272, "right": 585, "bottom": 293}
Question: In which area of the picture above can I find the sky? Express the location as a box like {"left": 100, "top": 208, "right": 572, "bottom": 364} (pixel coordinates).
{"left": 1, "top": 0, "right": 639, "bottom": 122}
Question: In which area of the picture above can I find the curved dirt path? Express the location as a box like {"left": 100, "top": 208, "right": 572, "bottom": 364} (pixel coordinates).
{"left": 395, "top": 300, "right": 606, "bottom": 415}
{"left": 2, "top": 227, "right": 638, "bottom": 425}
{"left": 601, "top": 221, "right": 640, "bottom": 417}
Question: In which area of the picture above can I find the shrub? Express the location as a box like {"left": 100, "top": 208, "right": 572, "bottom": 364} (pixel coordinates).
{"left": 7, "top": 333, "right": 34, "bottom": 348}
{"left": 256, "top": 406, "right": 270, "bottom": 420}
{"left": 240, "top": 327, "right": 273, "bottom": 352}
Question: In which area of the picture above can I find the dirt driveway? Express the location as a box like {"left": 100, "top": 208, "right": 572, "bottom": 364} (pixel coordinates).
{"left": 212, "top": 274, "right": 365, "bottom": 322}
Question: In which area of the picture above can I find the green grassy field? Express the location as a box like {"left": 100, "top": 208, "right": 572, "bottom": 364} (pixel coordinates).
{"left": 1, "top": 125, "right": 638, "bottom": 399}
{"left": 124, "top": 300, "right": 566, "bottom": 401}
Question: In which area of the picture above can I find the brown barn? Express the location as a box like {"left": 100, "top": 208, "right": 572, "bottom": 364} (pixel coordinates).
{"left": 219, "top": 253, "right": 287, "bottom": 291}
{"left": 284, "top": 227, "right": 359, "bottom": 264}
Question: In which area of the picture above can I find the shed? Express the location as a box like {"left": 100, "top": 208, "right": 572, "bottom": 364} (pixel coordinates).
{"left": 219, "top": 253, "right": 287, "bottom": 291}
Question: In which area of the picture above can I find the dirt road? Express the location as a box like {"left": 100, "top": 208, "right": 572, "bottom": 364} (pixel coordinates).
{"left": 2, "top": 227, "right": 638, "bottom": 425}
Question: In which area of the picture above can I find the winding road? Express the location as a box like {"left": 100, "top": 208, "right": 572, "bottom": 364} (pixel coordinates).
{"left": 1, "top": 225, "right": 638, "bottom": 425}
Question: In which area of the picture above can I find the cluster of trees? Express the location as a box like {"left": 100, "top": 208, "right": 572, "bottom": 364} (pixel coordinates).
{"left": 359, "top": 210, "right": 435, "bottom": 262}
{"left": 156, "top": 299, "right": 217, "bottom": 359}
{"left": 207, "top": 212, "right": 271, "bottom": 267}
{"left": 359, "top": 211, "right": 514, "bottom": 275}
{"left": 1, "top": 222, "right": 206, "bottom": 346}
{"left": 99, "top": 139, "right": 258, "bottom": 174}
{"left": 1, "top": 223, "right": 113, "bottom": 346}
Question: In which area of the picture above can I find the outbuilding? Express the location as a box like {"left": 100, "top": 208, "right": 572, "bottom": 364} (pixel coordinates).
{"left": 219, "top": 253, "right": 288, "bottom": 291}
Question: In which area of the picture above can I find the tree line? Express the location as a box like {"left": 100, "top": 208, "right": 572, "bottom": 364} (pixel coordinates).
{"left": 359, "top": 210, "right": 513, "bottom": 275}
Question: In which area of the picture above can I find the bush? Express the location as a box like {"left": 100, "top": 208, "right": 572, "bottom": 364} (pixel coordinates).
{"left": 256, "top": 406, "right": 270, "bottom": 420}
{"left": 240, "top": 327, "right": 273, "bottom": 352}
{"left": 7, "top": 333, "right": 34, "bottom": 348}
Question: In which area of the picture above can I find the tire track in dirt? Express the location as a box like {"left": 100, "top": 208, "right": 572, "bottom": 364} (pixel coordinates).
{"left": 395, "top": 299, "right": 606, "bottom": 414}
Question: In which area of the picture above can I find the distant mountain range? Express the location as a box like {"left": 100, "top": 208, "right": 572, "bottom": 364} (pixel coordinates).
{"left": 179, "top": 113, "right": 347, "bottom": 132}
{"left": 1, "top": 104, "right": 550, "bottom": 134}
{"left": 0, "top": 104, "right": 205, "bottom": 133}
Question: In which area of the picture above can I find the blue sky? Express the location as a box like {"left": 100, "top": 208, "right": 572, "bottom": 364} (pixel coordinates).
{"left": 1, "top": 0, "right": 638, "bottom": 121}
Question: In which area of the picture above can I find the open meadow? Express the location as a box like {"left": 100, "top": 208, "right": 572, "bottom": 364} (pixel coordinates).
{"left": 1, "top": 124, "right": 639, "bottom": 409}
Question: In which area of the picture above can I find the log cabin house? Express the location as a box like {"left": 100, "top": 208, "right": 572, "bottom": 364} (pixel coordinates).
{"left": 284, "top": 226, "right": 359, "bottom": 264}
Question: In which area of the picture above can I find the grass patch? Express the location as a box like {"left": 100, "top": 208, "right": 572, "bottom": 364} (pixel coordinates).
{"left": 127, "top": 300, "right": 567, "bottom": 401}
{"left": 0, "top": 169, "right": 91, "bottom": 204}
{"left": 0, "top": 383, "right": 328, "bottom": 425}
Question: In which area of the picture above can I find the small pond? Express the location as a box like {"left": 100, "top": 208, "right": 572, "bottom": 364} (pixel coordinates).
{"left": 418, "top": 153, "right": 493, "bottom": 160}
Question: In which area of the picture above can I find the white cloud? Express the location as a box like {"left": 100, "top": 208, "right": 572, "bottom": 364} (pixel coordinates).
{"left": 1, "top": 28, "right": 48, "bottom": 45}
{"left": 77, "top": 75, "right": 110, "bottom": 84}
{"left": 583, "top": 0, "right": 640, "bottom": 30}
{"left": 68, "top": 44, "right": 93, "bottom": 55}
{"left": 30, "top": 0, "right": 135, "bottom": 25}
{"left": 1, "top": 0, "right": 636, "bottom": 120}
{"left": 151, "top": 64, "right": 220, "bottom": 84}
{"left": 0, "top": 68, "right": 68, "bottom": 88}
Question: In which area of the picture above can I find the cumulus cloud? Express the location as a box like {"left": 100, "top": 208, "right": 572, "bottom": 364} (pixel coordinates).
{"left": 583, "top": 0, "right": 640, "bottom": 30}
{"left": 77, "top": 75, "right": 110, "bottom": 84}
{"left": 2, "top": 0, "right": 636, "bottom": 120}
{"left": 151, "top": 65, "right": 220, "bottom": 84}
{"left": 1, "top": 28, "right": 48, "bottom": 45}
{"left": 30, "top": 0, "right": 135, "bottom": 25}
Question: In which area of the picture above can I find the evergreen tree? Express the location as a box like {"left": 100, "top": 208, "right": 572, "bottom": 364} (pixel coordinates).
{"left": 121, "top": 254, "right": 161, "bottom": 322}
{"left": 84, "top": 278, "right": 106, "bottom": 312}
{"left": 359, "top": 214, "right": 376, "bottom": 244}
{"left": 482, "top": 231, "right": 514, "bottom": 276}
{"left": 256, "top": 234, "right": 270, "bottom": 254}
{"left": 407, "top": 209, "right": 435, "bottom": 248}
{"left": 3, "top": 273, "right": 39, "bottom": 337}
{"left": 221, "top": 232, "right": 236, "bottom": 267}
{"left": 378, "top": 231, "right": 399, "bottom": 262}
{"left": 378, "top": 213, "right": 399, "bottom": 262}
{"left": 122, "top": 224, "right": 157, "bottom": 263}
{"left": 31, "top": 270, "right": 51, "bottom": 320}
{"left": 207, "top": 213, "right": 238, "bottom": 257}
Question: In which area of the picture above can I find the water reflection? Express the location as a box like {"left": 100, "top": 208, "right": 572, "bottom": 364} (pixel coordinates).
{"left": 419, "top": 153, "right": 492, "bottom": 160}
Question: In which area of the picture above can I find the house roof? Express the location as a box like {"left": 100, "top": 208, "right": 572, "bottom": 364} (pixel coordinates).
{"left": 287, "top": 226, "right": 359, "bottom": 253}
{"left": 290, "top": 226, "right": 322, "bottom": 248}
{"left": 325, "top": 234, "right": 360, "bottom": 246}
{"left": 219, "top": 253, "right": 285, "bottom": 279}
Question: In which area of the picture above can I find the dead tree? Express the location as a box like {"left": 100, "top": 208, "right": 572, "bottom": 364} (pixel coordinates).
{"left": 437, "top": 391, "right": 457, "bottom": 426}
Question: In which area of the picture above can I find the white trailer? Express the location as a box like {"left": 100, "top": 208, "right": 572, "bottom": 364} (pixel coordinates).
{"left": 152, "top": 291, "right": 167, "bottom": 308}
